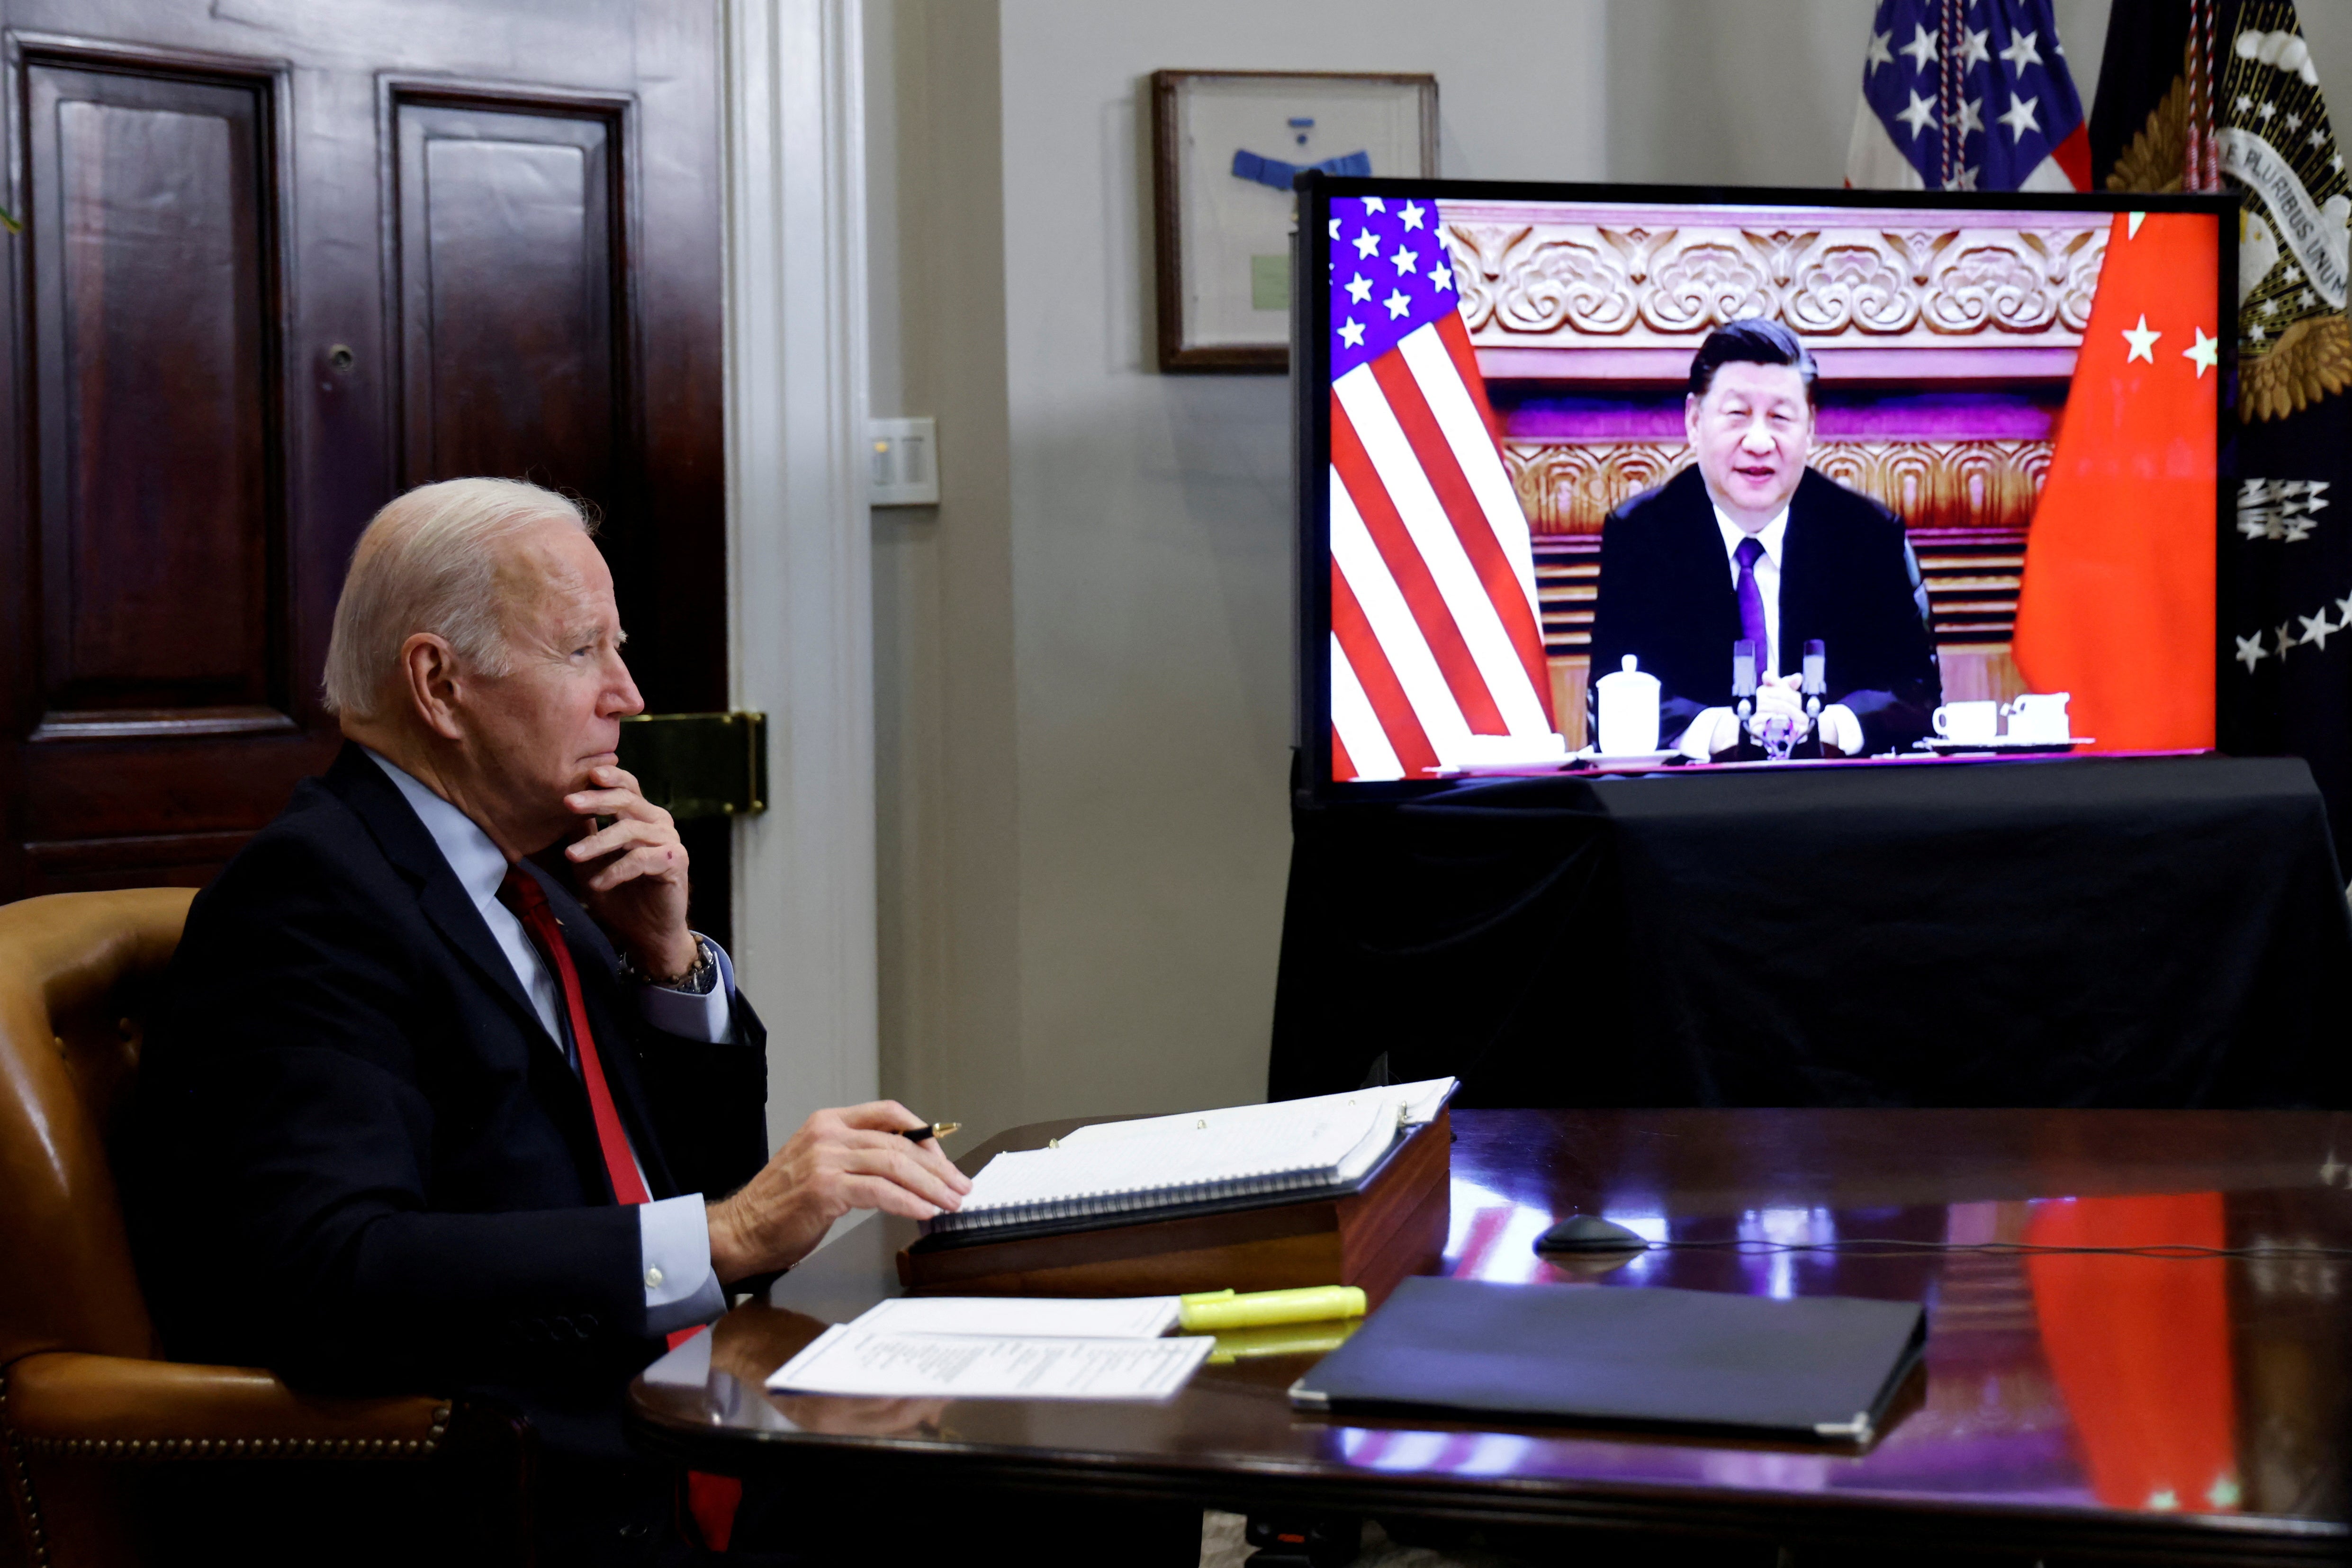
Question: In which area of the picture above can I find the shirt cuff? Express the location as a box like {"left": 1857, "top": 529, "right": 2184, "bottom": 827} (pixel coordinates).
{"left": 1678, "top": 707, "right": 1733, "bottom": 759}
{"left": 633, "top": 934, "right": 737, "bottom": 1043}
{"left": 1822, "top": 703, "right": 1865, "bottom": 756}
{"left": 639, "top": 1193, "right": 727, "bottom": 1336}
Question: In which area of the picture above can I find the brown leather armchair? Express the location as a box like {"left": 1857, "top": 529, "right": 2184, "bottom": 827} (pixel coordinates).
{"left": 0, "top": 890, "right": 529, "bottom": 1568}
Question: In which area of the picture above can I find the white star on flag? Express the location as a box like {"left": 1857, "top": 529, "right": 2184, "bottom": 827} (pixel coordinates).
{"left": 2303, "top": 613, "right": 2338, "bottom": 650}
{"left": 1897, "top": 90, "right": 1937, "bottom": 137}
{"left": 1428, "top": 257, "right": 1454, "bottom": 291}
{"left": 1900, "top": 22, "right": 1938, "bottom": 69}
{"left": 1398, "top": 202, "right": 1426, "bottom": 232}
{"left": 1960, "top": 26, "right": 1990, "bottom": 69}
{"left": 1998, "top": 94, "right": 2041, "bottom": 142}
{"left": 1389, "top": 243, "right": 1420, "bottom": 275}
{"left": 1337, "top": 317, "right": 1365, "bottom": 348}
{"left": 1327, "top": 218, "right": 1341, "bottom": 240}
{"left": 1865, "top": 28, "right": 1892, "bottom": 72}
{"left": 2275, "top": 622, "right": 2297, "bottom": 658}
{"left": 2184, "top": 325, "right": 2217, "bottom": 378}
{"left": 1352, "top": 229, "right": 1380, "bottom": 259}
{"left": 2122, "top": 314, "right": 2161, "bottom": 363}
{"left": 2338, "top": 593, "right": 2352, "bottom": 622}
{"left": 1361, "top": 197, "right": 1386, "bottom": 213}
{"left": 1960, "top": 97, "right": 1985, "bottom": 137}
{"left": 1999, "top": 30, "right": 2042, "bottom": 72}
{"left": 1382, "top": 288, "right": 1411, "bottom": 320}
{"left": 2235, "top": 633, "right": 2268, "bottom": 671}
{"left": 1346, "top": 273, "right": 1372, "bottom": 303}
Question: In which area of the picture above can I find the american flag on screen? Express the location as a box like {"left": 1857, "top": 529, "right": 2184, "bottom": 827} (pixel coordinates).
{"left": 1847, "top": 0, "right": 2091, "bottom": 191}
{"left": 1326, "top": 196, "right": 1560, "bottom": 782}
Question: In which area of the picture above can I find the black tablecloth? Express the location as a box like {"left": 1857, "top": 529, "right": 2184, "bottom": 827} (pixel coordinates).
{"left": 1269, "top": 756, "right": 2352, "bottom": 1108}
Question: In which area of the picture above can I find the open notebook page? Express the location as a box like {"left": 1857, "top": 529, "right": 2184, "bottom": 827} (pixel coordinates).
{"left": 1054, "top": 1077, "right": 1457, "bottom": 1149}
{"left": 935, "top": 1090, "right": 1410, "bottom": 1233}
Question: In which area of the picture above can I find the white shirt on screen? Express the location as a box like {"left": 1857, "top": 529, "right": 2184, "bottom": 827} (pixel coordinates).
{"left": 364, "top": 748, "right": 731, "bottom": 1335}
{"left": 1673, "top": 504, "right": 1865, "bottom": 758}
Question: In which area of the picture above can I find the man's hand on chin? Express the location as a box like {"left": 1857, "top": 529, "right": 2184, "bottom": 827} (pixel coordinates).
{"left": 705, "top": 1102, "right": 975, "bottom": 1281}
{"left": 562, "top": 763, "right": 699, "bottom": 978}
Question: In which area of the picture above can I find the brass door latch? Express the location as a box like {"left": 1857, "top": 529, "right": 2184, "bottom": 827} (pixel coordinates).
{"left": 615, "top": 712, "right": 767, "bottom": 821}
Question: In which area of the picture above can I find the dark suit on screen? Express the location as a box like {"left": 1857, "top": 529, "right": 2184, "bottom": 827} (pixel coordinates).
{"left": 1586, "top": 465, "right": 1942, "bottom": 755}
{"left": 129, "top": 743, "right": 767, "bottom": 1484}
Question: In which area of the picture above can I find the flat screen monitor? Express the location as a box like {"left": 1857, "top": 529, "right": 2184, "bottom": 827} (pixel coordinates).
{"left": 1293, "top": 178, "right": 2235, "bottom": 799}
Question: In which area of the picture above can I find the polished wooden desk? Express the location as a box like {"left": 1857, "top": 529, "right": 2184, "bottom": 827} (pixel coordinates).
{"left": 627, "top": 1110, "right": 2352, "bottom": 1563}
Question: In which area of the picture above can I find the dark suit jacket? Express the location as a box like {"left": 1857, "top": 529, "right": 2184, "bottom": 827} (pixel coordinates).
{"left": 130, "top": 744, "right": 767, "bottom": 1415}
{"left": 1586, "top": 465, "right": 1942, "bottom": 755}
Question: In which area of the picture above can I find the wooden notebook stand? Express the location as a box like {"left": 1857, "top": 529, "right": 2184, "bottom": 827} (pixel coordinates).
{"left": 896, "top": 1108, "right": 1452, "bottom": 1305}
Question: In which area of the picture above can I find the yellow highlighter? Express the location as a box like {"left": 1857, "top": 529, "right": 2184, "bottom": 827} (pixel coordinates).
{"left": 1177, "top": 1285, "right": 1367, "bottom": 1333}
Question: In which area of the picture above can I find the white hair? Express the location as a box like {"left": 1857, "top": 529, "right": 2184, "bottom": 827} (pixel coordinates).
{"left": 321, "top": 477, "right": 595, "bottom": 720}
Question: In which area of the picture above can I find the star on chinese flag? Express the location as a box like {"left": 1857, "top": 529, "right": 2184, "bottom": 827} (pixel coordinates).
{"left": 2011, "top": 210, "right": 2219, "bottom": 750}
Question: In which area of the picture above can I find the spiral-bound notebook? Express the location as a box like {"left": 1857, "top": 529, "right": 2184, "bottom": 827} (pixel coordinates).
{"left": 920, "top": 1078, "right": 1456, "bottom": 1241}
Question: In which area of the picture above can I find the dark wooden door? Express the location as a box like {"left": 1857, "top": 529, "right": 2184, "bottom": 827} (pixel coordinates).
{"left": 0, "top": 0, "right": 727, "bottom": 927}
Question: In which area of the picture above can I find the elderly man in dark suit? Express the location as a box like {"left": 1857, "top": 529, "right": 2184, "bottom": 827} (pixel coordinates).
{"left": 131, "top": 477, "right": 968, "bottom": 1563}
{"left": 1587, "top": 319, "right": 1941, "bottom": 757}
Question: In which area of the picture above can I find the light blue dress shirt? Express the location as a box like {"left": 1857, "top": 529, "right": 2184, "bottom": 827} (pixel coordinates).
{"left": 363, "top": 749, "right": 730, "bottom": 1335}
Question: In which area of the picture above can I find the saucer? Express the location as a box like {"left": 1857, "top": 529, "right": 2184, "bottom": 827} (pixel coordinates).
{"left": 1919, "top": 736, "right": 2094, "bottom": 756}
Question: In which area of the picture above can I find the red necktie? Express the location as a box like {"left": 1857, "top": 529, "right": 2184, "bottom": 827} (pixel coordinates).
{"left": 498, "top": 868, "right": 651, "bottom": 1206}
{"left": 496, "top": 869, "right": 743, "bottom": 1550}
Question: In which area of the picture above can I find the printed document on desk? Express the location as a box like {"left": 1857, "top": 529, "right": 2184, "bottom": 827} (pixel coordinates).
{"left": 767, "top": 1324, "right": 1213, "bottom": 1400}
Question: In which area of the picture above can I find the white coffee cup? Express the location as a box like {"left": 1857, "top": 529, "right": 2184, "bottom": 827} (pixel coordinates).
{"left": 2004, "top": 691, "right": 2072, "bottom": 744}
{"left": 1932, "top": 700, "right": 2001, "bottom": 744}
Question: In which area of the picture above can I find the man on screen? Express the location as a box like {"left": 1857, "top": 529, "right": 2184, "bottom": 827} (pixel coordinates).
{"left": 1587, "top": 319, "right": 1940, "bottom": 757}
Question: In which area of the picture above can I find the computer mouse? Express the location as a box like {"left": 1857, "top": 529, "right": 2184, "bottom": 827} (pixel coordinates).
{"left": 1535, "top": 1214, "right": 1648, "bottom": 1254}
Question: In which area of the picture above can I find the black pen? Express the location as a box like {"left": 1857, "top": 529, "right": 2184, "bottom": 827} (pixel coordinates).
{"left": 901, "top": 1120, "right": 960, "bottom": 1143}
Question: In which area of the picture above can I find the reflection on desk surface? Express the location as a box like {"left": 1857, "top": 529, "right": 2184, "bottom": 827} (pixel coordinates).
{"left": 1415, "top": 1114, "right": 2347, "bottom": 1520}
{"left": 631, "top": 1107, "right": 2350, "bottom": 1537}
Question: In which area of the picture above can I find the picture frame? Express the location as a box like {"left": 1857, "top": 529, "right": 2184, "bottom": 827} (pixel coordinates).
{"left": 1151, "top": 69, "right": 1438, "bottom": 372}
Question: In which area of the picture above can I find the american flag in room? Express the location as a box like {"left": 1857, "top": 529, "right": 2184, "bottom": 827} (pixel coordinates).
{"left": 1325, "top": 195, "right": 1563, "bottom": 782}
{"left": 1847, "top": 0, "right": 2091, "bottom": 192}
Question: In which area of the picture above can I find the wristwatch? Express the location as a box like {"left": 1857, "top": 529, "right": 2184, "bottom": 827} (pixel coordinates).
{"left": 623, "top": 936, "right": 717, "bottom": 994}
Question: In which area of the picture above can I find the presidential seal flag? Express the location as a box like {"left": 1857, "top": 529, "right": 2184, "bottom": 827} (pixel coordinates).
{"left": 2093, "top": 0, "right": 2352, "bottom": 854}
{"left": 1324, "top": 196, "right": 1561, "bottom": 782}
{"left": 1847, "top": 0, "right": 2091, "bottom": 191}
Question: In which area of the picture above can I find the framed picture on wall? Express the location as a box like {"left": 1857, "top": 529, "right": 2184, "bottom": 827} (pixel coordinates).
{"left": 1151, "top": 70, "right": 1437, "bottom": 372}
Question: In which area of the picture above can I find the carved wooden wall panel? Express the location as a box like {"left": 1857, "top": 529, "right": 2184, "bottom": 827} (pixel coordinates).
{"left": 25, "top": 61, "right": 285, "bottom": 734}
{"left": 1505, "top": 439, "right": 2054, "bottom": 536}
{"left": 1443, "top": 204, "right": 2110, "bottom": 360}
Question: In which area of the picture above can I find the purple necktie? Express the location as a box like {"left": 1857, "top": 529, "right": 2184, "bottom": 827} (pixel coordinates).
{"left": 1733, "top": 537, "right": 1769, "bottom": 674}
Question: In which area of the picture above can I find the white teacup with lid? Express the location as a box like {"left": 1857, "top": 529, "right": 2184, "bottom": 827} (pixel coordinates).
{"left": 1595, "top": 654, "right": 1661, "bottom": 756}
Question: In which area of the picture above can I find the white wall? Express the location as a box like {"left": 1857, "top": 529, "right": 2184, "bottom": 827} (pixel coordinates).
{"left": 867, "top": 0, "right": 1607, "bottom": 1135}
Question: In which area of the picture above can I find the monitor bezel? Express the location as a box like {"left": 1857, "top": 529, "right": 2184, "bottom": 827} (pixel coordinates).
{"left": 1292, "top": 175, "right": 2241, "bottom": 807}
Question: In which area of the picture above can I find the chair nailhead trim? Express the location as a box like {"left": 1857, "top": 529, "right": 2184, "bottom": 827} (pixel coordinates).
{"left": 12, "top": 1430, "right": 442, "bottom": 1460}
{"left": 3, "top": 1375, "right": 54, "bottom": 1567}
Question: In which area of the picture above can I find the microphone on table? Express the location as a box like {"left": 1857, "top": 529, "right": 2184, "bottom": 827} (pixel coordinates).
{"left": 1797, "top": 639, "right": 1827, "bottom": 759}
{"left": 1730, "top": 640, "right": 1761, "bottom": 760}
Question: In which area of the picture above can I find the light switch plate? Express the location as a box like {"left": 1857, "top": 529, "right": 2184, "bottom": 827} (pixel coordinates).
{"left": 868, "top": 416, "right": 939, "bottom": 506}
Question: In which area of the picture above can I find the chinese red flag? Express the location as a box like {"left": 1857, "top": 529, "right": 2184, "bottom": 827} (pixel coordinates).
{"left": 2011, "top": 211, "right": 2219, "bottom": 750}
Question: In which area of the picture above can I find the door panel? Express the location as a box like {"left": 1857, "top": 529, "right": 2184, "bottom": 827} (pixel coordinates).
{"left": 0, "top": 6, "right": 725, "bottom": 926}
{"left": 394, "top": 95, "right": 622, "bottom": 506}
{"left": 29, "top": 61, "right": 285, "bottom": 730}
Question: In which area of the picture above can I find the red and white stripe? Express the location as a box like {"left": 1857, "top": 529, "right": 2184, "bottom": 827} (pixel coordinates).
{"left": 1329, "top": 312, "right": 1560, "bottom": 780}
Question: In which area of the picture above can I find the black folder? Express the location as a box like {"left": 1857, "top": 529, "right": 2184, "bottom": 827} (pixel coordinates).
{"left": 1289, "top": 1278, "right": 1926, "bottom": 1443}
